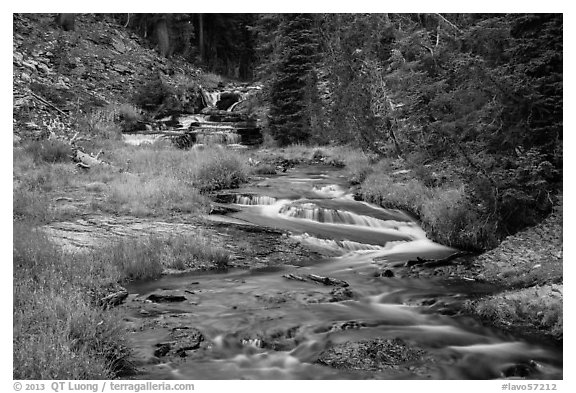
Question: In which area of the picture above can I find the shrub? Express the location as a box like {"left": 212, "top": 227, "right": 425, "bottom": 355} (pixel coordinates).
{"left": 134, "top": 72, "right": 203, "bottom": 117}
{"left": 198, "top": 72, "right": 226, "bottom": 89}
{"left": 117, "top": 104, "right": 143, "bottom": 132}
{"left": 23, "top": 139, "right": 71, "bottom": 164}
{"left": 76, "top": 105, "right": 123, "bottom": 139}
{"left": 190, "top": 149, "right": 249, "bottom": 192}
{"left": 420, "top": 187, "right": 498, "bottom": 250}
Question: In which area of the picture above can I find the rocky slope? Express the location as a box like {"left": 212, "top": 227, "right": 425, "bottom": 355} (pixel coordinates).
{"left": 13, "top": 13, "right": 205, "bottom": 141}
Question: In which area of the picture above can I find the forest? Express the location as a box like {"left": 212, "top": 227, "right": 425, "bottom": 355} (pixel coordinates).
{"left": 13, "top": 13, "right": 563, "bottom": 381}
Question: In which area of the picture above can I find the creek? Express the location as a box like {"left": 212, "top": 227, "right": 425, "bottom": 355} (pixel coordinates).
{"left": 123, "top": 165, "right": 563, "bottom": 380}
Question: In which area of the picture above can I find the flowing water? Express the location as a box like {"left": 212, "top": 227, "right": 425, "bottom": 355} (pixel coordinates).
{"left": 124, "top": 165, "right": 562, "bottom": 380}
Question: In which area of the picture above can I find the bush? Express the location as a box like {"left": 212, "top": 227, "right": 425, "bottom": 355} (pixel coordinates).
{"left": 190, "top": 149, "right": 249, "bottom": 192}
{"left": 23, "top": 139, "right": 71, "bottom": 164}
{"left": 359, "top": 172, "right": 498, "bottom": 250}
{"left": 134, "top": 72, "right": 203, "bottom": 117}
{"left": 76, "top": 106, "right": 123, "bottom": 139}
{"left": 117, "top": 104, "right": 143, "bottom": 132}
{"left": 420, "top": 187, "right": 498, "bottom": 250}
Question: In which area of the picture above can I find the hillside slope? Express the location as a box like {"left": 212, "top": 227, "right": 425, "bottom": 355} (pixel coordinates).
{"left": 13, "top": 13, "right": 206, "bottom": 141}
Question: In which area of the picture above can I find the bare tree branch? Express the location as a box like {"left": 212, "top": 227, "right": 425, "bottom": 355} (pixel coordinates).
{"left": 434, "top": 13, "right": 463, "bottom": 34}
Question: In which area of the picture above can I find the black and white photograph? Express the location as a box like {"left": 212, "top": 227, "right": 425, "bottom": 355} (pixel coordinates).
{"left": 11, "top": 5, "right": 565, "bottom": 387}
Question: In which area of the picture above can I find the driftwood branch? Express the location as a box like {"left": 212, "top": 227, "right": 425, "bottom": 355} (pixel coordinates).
{"left": 74, "top": 150, "right": 110, "bottom": 169}
{"left": 405, "top": 251, "right": 471, "bottom": 268}
{"left": 307, "top": 274, "right": 349, "bottom": 287}
{"left": 282, "top": 273, "right": 349, "bottom": 287}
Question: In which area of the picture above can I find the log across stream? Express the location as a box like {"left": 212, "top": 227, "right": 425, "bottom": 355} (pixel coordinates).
{"left": 122, "top": 165, "right": 562, "bottom": 380}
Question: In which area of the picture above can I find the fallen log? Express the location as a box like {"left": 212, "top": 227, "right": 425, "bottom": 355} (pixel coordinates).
{"left": 405, "top": 251, "right": 471, "bottom": 268}
{"left": 307, "top": 274, "right": 349, "bottom": 287}
{"left": 74, "top": 150, "right": 110, "bottom": 169}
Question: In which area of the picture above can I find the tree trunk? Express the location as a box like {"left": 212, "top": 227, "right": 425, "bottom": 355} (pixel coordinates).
{"left": 156, "top": 16, "right": 170, "bottom": 57}
{"left": 198, "top": 14, "right": 205, "bottom": 61}
{"left": 54, "top": 13, "right": 75, "bottom": 31}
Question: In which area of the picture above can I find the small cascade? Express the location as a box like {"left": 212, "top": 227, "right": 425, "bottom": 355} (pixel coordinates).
{"left": 201, "top": 90, "right": 220, "bottom": 108}
{"left": 235, "top": 195, "right": 278, "bottom": 206}
{"left": 278, "top": 202, "right": 425, "bottom": 238}
{"left": 122, "top": 82, "right": 262, "bottom": 148}
{"left": 228, "top": 101, "right": 242, "bottom": 112}
{"left": 291, "top": 233, "right": 391, "bottom": 252}
{"left": 196, "top": 131, "right": 241, "bottom": 145}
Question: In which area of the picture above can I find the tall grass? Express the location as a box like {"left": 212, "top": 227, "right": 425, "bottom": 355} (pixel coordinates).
{"left": 15, "top": 140, "right": 250, "bottom": 220}
{"left": 102, "top": 233, "right": 231, "bottom": 280}
{"left": 360, "top": 170, "right": 498, "bottom": 250}
{"left": 104, "top": 173, "right": 208, "bottom": 216}
{"left": 13, "top": 222, "right": 127, "bottom": 379}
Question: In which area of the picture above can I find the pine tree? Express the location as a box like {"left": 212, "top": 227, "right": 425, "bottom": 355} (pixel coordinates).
{"left": 268, "top": 14, "right": 321, "bottom": 145}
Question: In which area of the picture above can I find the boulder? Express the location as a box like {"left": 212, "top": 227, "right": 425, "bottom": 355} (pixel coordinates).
{"left": 215, "top": 91, "right": 242, "bottom": 111}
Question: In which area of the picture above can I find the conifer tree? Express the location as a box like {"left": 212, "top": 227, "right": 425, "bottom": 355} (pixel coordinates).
{"left": 268, "top": 14, "right": 321, "bottom": 145}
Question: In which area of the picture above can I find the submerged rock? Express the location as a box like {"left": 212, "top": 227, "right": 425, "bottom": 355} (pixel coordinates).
{"left": 316, "top": 338, "right": 429, "bottom": 372}
{"left": 172, "top": 327, "right": 204, "bottom": 356}
{"left": 147, "top": 292, "right": 187, "bottom": 303}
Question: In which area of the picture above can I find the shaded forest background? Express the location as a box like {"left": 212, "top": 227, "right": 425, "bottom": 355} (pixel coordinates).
{"left": 55, "top": 13, "right": 562, "bottom": 249}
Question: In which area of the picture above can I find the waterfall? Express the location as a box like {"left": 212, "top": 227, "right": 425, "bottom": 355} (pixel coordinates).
{"left": 196, "top": 131, "right": 241, "bottom": 145}
{"left": 235, "top": 195, "right": 278, "bottom": 205}
{"left": 201, "top": 89, "right": 220, "bottom": 107}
